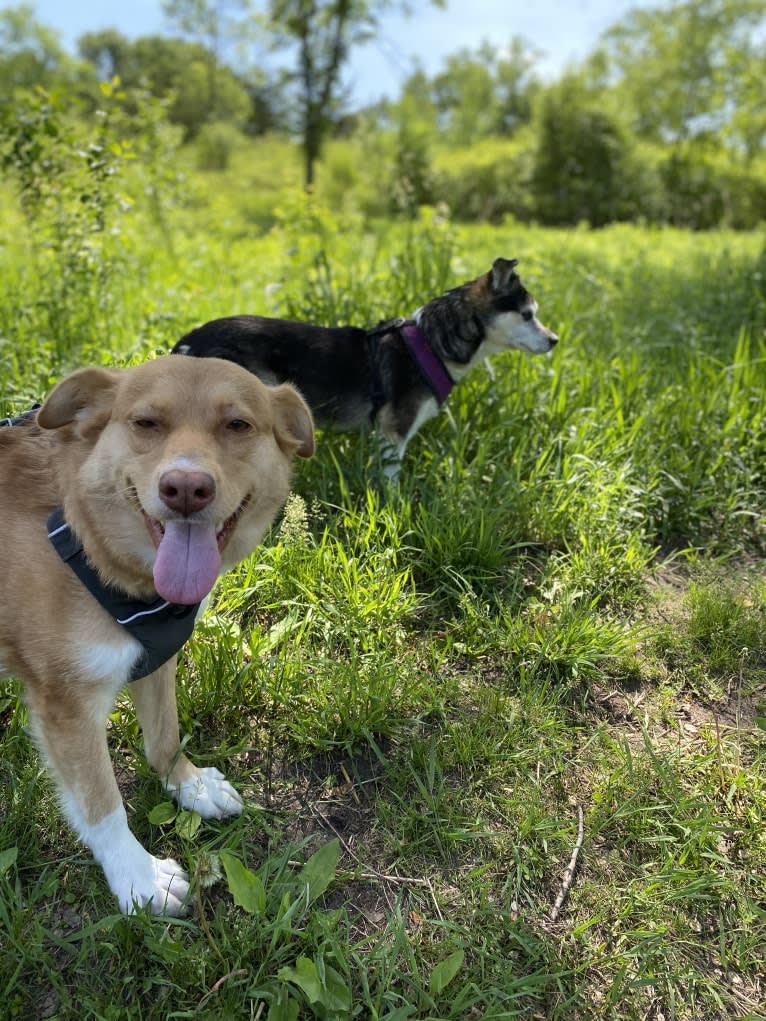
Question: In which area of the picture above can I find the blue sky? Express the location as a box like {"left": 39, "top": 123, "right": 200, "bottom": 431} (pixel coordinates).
{"left": 33, "top": 0, "right": 646, "bottom": 103}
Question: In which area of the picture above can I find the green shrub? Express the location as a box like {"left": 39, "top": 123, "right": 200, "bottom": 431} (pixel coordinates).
{"left": 658, "top": 150, "right": 726, "bottom": 229}
{"left": 314, "top": 133, "right": 392, "bottom": 218}
{"left": 653, "top": 148, "right": 766, "bottom": 230}
{"left": 194, "top": 120, "right": 243, "bottom": 171}
{"left": 432, "top": 135, "right": 536, "bottom": 222}
{"left": 720, "top": 161, "right": 766, "bottom": 229}
{"left": 531, "top": 77, "right": 648, "bottom": 227}
{"left": 389, "top": 122, "right": 436, "bottom": 216}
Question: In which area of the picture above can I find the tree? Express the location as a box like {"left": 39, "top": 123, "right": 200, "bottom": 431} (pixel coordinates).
{"left": 531, "top": 75, "right": 643, "bottom": 227}
{"left": 384, "top": 37, "right": 539, "bottom": 148}
{"left": 162, "top": 0, "right": 254, "bottom": 128}
{"left": 0, "top": 3, "right": 74, "bottom": 91}
{"left": 429, "top": 37, "right": 540, "bottom": 145}
{"left": 265, "top": 0, "right": 444, "bottom": 189}
{"left": 593, "top": 0, "right": 766, "bottom": 157}
{"left": 78, "top": 31, "right": 251, "bottom": 138}
{"left": 77, "top": 28, "right": 129, "bottom": 82}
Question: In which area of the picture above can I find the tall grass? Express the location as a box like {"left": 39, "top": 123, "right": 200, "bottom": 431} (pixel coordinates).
{"left": 0, "top": 117, "right": 765, "bottom": 1019}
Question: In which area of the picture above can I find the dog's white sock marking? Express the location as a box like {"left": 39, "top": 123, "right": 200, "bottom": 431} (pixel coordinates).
{"left": 165, "top": 766, "right": 244, "bottom": 819}
{"left": 380, "top": 442, "right": 402, "bottom": 481}
{"left": 74, "top": 638, "right": 144, "bottom": 685}
{"left": 380, "top": 395, "right": 440, "bottom": 479}
{"left": 65, "top": 799, "right": 189, "bottom": 915}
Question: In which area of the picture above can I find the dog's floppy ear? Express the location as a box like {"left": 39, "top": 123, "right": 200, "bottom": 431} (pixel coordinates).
{"left": 37, "top": 366, "right": 120, "bottom": 433}
{"left": 270, "top": 383, "right": 315, "bottom": 459}
{"left": 490, "top": 257, "right": 520, "bottom": 291}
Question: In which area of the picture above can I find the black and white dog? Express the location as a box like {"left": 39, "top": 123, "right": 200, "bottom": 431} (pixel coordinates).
{"left": 172, "top": 258, "right": 558, "bottom": 476}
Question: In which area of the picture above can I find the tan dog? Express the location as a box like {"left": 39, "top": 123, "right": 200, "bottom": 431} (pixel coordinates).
{"left": 0, "top": 355, "right": 313, "bottom": 915}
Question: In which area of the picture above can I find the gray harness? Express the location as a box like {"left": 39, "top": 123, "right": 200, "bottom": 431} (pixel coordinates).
{"left": 1, "top": 404, "right": 40, "bottom": 427}
{"left": 47, "top": 508, "right": 201, "bottom": 682}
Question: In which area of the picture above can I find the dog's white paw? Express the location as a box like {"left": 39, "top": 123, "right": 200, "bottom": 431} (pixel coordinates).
{"left": 110, "top": 854, "right": 190, "bottom": 916}
{"left": 69, "top": 801, "right": 191, "bottom": 917}
{"left": 166, "top": 766, "right": 244, "bottom": 820}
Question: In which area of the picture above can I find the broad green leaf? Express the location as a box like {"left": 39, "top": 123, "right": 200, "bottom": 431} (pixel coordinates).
{"left": 267, "top": 989, "right": 299, "bottom": 1021}
{"left": 298, "top": 838, "right": 340, "bottom": 903}
{"left": 147, "top": 934, "right": 186, "bottom": 962}
{"left": 318, "top": 963, "right": 352, "bottom": 1013}
{"left": 429, "top": 949, "right": 465, "bottom": 995}
{"left": 0, "top": 847, "right": 18, "bottom": 875}
{"left": 278, "top": 957, "right": 323, "bottom": 1003}
{"left": 220, "top": 850, "right": 266, "bottom": 915}
{"left": 264, "top": 611, "right": 301, "bottom": 652}
{"left": 147, "top": 801, "right": 178, "bottom": 826}
{"left": 278, "top": 957, "right": 351, "bottom": 1015}
{"left": 754, "top": 716, "right": 766, "bottom": 731}
{"left": 175, "top": 809, "right": 202, "bottom": 840}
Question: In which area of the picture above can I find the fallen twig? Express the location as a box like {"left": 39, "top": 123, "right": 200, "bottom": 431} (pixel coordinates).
{"left": 550, "top": 805, "right": 585, "bottom": 921}
{"left": 308, "top": 803, "right": 431, "bottom": 887}
{"left": 197, "top": 969, "right": 249, "bottom": 1009}
{"left": 340, "top": 763, "right": 361, "bottom": 805}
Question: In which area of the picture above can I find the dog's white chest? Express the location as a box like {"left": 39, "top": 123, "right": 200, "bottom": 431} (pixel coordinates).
{"left": 74, "top": 636, "right": 144, "bottom": 688}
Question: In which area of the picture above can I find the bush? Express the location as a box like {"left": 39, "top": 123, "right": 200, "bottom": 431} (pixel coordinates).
{"left": 314, "top": 133, "right": 392, "bottom": 218}
{"left": 0, "top": 82, "right": 151, "bottom": 360}
{"left": 194, "top": 120, "right": 243, "bottom": 171}
{"left": 431, "top": 136, "right": 536, "bottom": 223}
{"left": 657, "top": 150, "right": 725, "bottom": 229}
{"left": 389, "top": 123, "right": 436, "bottom": 216}
{"left": 531, "top": 78, "right": 647, "bottom": 227}
{"left": 720, "top": 162, "right": 766, "bottom": 229}
{"left": 653, "top": 147, "right": 766, "bottom": 230}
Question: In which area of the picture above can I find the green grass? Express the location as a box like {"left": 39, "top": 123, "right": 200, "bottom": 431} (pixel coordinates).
{"left": 1, "top": 149, "right": 766, "bottom": 1020}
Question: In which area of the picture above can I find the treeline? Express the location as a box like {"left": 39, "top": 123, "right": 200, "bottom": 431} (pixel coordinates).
{"left": 1, "top": 0, "right": 765, "bottom": 230}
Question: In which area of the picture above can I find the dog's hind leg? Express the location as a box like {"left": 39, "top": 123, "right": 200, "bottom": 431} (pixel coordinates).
{"left": 25, "top": 682, "right": 189, "bottom": 915}
{"left": 130, "top": 658, "right": 244, "bottom": 820}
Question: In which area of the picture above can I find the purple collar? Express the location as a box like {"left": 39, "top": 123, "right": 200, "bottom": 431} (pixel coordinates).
{"left": 400, "top": 322, "right": 454, "bottom": 404}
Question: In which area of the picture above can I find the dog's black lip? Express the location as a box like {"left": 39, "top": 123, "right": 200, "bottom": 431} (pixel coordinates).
{"left": 213, "top": 495, "right": 251, "bottom": 552}
{"left": 126, "top": 479, "right": 251, "bottom": 551}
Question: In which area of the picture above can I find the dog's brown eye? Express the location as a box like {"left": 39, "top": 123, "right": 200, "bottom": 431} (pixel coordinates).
{"left": 226, "top": 419, "right": 251, "bottom": 433}
{"left": 522, "top": 310, "right": 534, "bottom": 322}
{"left": 133, "top": 418, "right": 159, "bottom": 430}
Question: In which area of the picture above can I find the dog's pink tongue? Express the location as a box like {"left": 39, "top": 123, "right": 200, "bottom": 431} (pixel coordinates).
{"left": 153, "top": 521, "right": 221, "bottom": 604}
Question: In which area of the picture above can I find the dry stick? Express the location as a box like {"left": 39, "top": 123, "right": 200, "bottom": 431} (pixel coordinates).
{"left": 309, "top": 802, "right": 444, "bottom": 920}
{"left": 197, "top": 969, "right": 249, "bottom": 1009}
{"left": 426, "top": 875, "right": 445, "bottom": 922}
{"left": 713, "top": 713, "right": 726, "bottom": 790}
{"left": 340, "top": 763, "right": 361, "bottom": 805}
{"left": 550, "top": 805, "right": 585, "bottom": 922}
{"left": 308, "top": 803, "right": 431, "bottom": 887}
{"left": 195, "top": 880, "right": 227, "bottom": 966}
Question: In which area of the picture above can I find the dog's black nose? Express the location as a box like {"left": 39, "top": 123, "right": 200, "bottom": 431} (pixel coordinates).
{"left": 159, "top": 469, "right": 216, "bottom": 515}
{"left": 549, "top": 335, "right": 559, "bottom": 347}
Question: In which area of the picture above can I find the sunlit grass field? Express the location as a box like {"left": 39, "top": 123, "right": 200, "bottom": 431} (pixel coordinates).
{"left": 1, "top": 160, "right": 765, "bottom": 1020}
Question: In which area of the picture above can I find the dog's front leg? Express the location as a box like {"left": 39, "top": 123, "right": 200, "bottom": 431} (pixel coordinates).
{"left": 130, "top": 658, "right": 244, "bottom": 820}
{"left": 379, "top": 440, "right": 403, "bottom": 482}
{"left": 26, "top": 684, "right": 189, "bottom": 915}
{"left": 378, "top": 398, "right": 439, "bottom": 482}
